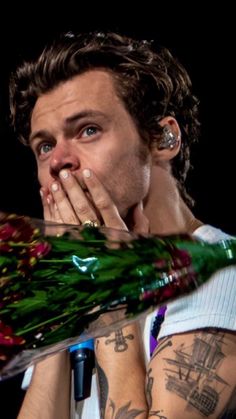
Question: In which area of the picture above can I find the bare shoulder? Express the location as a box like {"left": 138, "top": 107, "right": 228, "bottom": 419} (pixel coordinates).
{"left": 146, "top": 329, "right": 236, "bottom": 419}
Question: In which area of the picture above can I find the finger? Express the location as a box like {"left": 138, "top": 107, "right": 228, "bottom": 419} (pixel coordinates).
{"left": 49, "top": 202, "right": 68, "bottom": 236}
{"left": 59, "top": 169, "right": 100, "bottom": 224}
{"left": 82, "top": 169, "right": 127, "bottom": 230}
{"left": 132, "top": 202, "right": 150, "bottom": 234}
{"left": 50, "top": 181, "right": 79, "bottom": 225}
{"left": 40, "top": 189, "right": 64, "bottom": 235}
{"left": 46, "top": 194, "right": 64, "bottom": 224}
{"left": 52, "top": 202, "right": 64, "bottom": 223}
{"left": 40, "top": 188, "right": 53, "bottom": 222}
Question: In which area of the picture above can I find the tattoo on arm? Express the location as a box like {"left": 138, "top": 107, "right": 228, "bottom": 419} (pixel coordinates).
{"left": 96, "top": 362, "right": 109, "bottom": 417}
{"left": 163, "top": 331, "right": 229, "bottom": 417}
{"left": 151, "top": 337, "right": 172, "bottom": 360}
{"left": 96, "top": 362, "right": 146, "bottom": 418}
{"left": 105, "top": 329, "right": 134, "bottom": 352}
{"left": 149, "top": 412, "right": 168, "bottom": 418}
{"left": 146, "top": 368, "right": 168, "bottom": 418}
{"left": 109, "top": 399, "right": 145, "bottom": 418}
{"left": 218, "top": 385, "right": 236, "bottom": 418}
{"left": 146, "top": 368, "right": 154, "bottom": 409}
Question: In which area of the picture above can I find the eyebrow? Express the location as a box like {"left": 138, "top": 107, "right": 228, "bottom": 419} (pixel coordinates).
{"left": 29, "top": 109, "right": 109, "bottom": 145}
{"left": 65, "top": 110, "right": 108, "bottom": 124}
{"left": 29, "top": 130, "right": 54, "bottom": 145}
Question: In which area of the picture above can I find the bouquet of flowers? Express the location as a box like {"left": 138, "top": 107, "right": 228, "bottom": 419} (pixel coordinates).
{"left": 0, "top": 212, "right": 236, "bottom": 379}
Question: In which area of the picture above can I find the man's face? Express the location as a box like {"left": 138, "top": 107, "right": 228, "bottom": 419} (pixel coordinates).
{"left": 30, "top": 70, "right": 152, "bottom": 218}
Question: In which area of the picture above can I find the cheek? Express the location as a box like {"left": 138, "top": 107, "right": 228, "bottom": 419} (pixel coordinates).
{"left": 37, "top": 168, "right": 51, "bottom": 188}
{"left": 142, "top": 166, "right": 151, "bottom": 191}
{"left": 37, "top": 170, "right": 44, "bottom": 187}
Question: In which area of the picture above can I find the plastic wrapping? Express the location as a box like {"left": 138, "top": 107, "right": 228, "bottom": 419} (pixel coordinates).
{"left": 1, "top": 212, "right": 236, "bottom": 379}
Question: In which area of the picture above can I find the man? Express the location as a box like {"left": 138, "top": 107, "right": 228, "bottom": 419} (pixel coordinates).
{"left": 10, "top": 31, "right": 236, "bottom": 418}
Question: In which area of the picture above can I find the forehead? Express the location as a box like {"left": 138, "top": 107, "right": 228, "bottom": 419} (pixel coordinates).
{"left": 31, "top": 70, "right": 123, "bottom": 125}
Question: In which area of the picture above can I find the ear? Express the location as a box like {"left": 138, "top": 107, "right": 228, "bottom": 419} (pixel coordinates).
{"left": 151, "top": 116, "right": 181, "bottom": 163}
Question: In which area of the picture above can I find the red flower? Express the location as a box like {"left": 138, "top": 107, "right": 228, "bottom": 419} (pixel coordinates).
{"left": 0, "top": 321, "right": 25, "bottom": 347}
{"left": 153, "top": 259, "right": 168, "bottom": 269}
{"left": 170, "top": 248, "right": 192, "bottom": 269}
{"left": 0, "top": 214, "right": 36, "bottom": 243}
{"left": 28, "top": 241, "right": 51, "bottom": 259}
{"left": 0, "top": 223, "right": 17, "bottom": 242}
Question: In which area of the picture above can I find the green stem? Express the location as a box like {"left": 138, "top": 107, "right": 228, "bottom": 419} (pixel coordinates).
{"left": 16, "top": 311, "right": 72, "bottom": 336}
{"left": 40, "top": 312, "right": 79, "bottom": 340}
{"left": 39, "top": 259, "right": 72, "bottom": 263}
{"left": 8, "top": 242, "right": 35, "bottom": 248}
{"left": 15, "top": 302, "right": 96, "bottom": 336}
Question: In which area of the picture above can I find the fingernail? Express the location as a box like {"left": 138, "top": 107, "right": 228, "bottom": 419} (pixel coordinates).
{"left": 39, "top": 189, "right": 43, "bottom": 198}
{"left": 51, "top": 183, "right": 59, "bottom": 192}
{"left": 83, "top": 169, "right": 91, "bottom": 178}
{"left": 60, "top": 170, "right": 69, "bottom": 179}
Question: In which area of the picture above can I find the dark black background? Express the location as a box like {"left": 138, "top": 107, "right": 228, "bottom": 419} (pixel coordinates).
{"left": 0, "top": 5, "right": 235, "bottom": 418}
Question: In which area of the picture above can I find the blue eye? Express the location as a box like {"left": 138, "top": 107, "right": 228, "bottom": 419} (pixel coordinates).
{"left": 81, "top": 126, "right": 98, "bottom": 137}
{"left": 39, "top": 143, "right": 53, "bottom": 155}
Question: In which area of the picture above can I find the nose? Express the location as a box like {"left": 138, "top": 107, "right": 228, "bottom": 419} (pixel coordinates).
{"left": 49, "top": 142, "right": 80, "bottom": 177}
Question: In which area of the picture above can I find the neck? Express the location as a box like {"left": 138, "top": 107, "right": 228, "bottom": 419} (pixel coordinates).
{"left": 144, "top": 165, "right": 203, "bottom": 235}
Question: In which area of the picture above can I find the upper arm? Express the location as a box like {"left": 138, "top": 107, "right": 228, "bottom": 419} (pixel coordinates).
{"left": 146, "top": 329, "right": 236, "bottom": 419}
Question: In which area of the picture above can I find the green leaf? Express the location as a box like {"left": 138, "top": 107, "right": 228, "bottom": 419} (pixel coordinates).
{"left": 7, "top": 290, "right": 48, "bottom": 316}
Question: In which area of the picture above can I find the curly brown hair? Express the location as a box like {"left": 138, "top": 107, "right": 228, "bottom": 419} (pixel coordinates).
{"left": 9, "top": 31, "right": 200, "bottom": 205}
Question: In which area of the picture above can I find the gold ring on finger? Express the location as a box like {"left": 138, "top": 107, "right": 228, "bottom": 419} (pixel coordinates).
{"left": 82, "top": 219, "right": 100, "bottom": 228}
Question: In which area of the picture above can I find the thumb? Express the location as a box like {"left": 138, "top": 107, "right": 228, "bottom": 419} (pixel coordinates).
{"left": 132, "top": 202, "right": 149, "bottom": 234}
